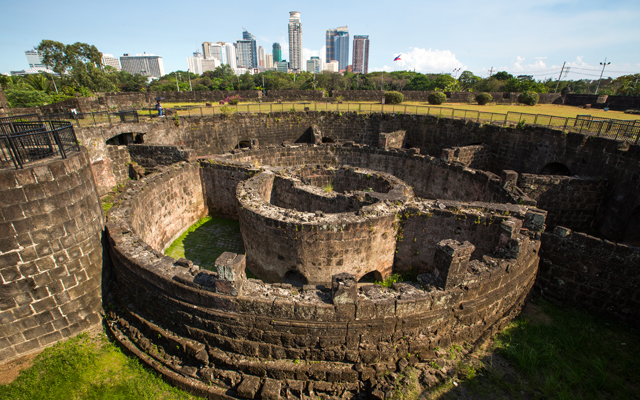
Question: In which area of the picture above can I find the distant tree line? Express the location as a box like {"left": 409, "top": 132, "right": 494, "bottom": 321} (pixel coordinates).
{"left": 2, "top": 40, "right": 638, "bottom": 108}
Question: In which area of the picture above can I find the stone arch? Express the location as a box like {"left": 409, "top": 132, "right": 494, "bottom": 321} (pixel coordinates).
{"left": 106, "top": 132, "right": 144, "bottom": 145}
{"left": 237, "top": 140, "right": 251, "bottom": 149}
{"left": 540, "top": 162, "right": 571, "bottom": 176}
{"left": 359, "top": 270, "right": 383, "bottom": 283}
{"left": 284, "top": 270, "right": 308, "bottom": 287}
{"left": 321, "top": 137, "right": 335, "bottom": 143}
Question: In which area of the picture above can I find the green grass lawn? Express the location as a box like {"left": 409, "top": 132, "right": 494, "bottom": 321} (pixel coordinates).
{"left": 0, "top": 331, "right": 196, "bottom": 400}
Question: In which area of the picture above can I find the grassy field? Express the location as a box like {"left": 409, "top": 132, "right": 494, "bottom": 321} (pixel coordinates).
{"left": 2, "top": 299, "right": 637, "bottom": 399}
{"left": 0, "top": 330, "right": 196, "bottom": 400}
{"left": 149, "top": 101, "right": 640, "bottom": 121}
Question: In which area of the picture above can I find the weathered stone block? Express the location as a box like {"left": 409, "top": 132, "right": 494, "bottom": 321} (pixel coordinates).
{"left": 434, "top": 240, "right": 475, "bottom": 290}
{"left": 331, "top": 273, "right": 358, "bottom": 305}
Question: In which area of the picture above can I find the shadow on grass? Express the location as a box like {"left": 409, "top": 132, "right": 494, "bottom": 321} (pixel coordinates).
{"left": 420, "top": 298, "right": 640, "bottom": 400}
{"left": 164, "top": 216, "right": 244, "bottom": 271}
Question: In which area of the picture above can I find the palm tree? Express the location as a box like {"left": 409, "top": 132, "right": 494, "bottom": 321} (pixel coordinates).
{"left": 25, "top": 73, "right": 52, "bottom": 93}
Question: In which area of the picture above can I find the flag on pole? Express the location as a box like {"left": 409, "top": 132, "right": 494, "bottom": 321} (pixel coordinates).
{"left": 394, "top": 55, "right": 401, "bottom": 61}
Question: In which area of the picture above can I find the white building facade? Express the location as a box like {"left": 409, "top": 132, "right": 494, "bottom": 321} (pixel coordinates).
{"left": 288, "top": 11, "right": 303, "bottom": 72}
{"left": 120, "top": 54, "right": 165, "bottom": 77}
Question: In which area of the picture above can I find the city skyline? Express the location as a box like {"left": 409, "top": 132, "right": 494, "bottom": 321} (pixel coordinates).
{"left": 1, "top": 1, "right": 639, "bottom": 80}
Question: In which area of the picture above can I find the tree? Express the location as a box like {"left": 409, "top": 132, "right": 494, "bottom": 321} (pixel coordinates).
{"left": 458, "top": 71, "right": 481, "bottom": 91}
{"left": 493, "top": 71, "right": 514, "bottom": 81}
{"left": 36, "top": 40, "right": 116, "bottom": 93}
{"left": 5, "top": 82, "right": 51, "bottom": 107}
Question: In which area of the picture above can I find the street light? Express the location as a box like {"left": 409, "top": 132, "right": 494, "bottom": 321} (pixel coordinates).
{"left": 453, "top": 68, "right": 461, "bottom": 78}
{"left": 176, "top": 72, "right": 180, "bottom": 92}
{"left": 595, "top": 58, "right": 610, "bottom": 95}
{"left": 187, "top": 69, "right": 192, "bottom": 91}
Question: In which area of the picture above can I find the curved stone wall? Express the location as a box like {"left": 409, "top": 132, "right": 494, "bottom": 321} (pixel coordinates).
{"left": 104, "top": 149, "right": 544, "bottom": 398}
{"left": 0, "top": 149, "right": 103, "bottom": 362}
{"left": 237, "top": 166, "right": 412, "bottom": 284}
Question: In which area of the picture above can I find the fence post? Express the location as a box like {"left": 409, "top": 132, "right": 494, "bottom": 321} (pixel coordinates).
{"left": 201, "top": 107, "right": 203, "bottom": 117}
{"left": 563, "top": 118, "right": 569, "bottom": 132}
{"left": 534, "top": 115, "right": 538, "bottom": 126}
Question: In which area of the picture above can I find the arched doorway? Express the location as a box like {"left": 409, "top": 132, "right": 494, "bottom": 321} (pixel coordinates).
{"left": 540, "top": 162, "right": 571, "bottom": 176}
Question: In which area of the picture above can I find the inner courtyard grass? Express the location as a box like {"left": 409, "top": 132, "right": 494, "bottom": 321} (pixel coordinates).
{"left": 164, "top": 216, "right": 244, "bottom": 271}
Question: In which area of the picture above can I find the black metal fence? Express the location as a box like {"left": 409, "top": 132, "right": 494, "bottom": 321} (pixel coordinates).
{"left": 0, "top": 118, "right": 80, "bottom": 169}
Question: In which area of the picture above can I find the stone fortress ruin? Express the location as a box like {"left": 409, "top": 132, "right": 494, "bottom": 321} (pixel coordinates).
{"left": 1, "top": 108, "right": 639, "bottom": 399}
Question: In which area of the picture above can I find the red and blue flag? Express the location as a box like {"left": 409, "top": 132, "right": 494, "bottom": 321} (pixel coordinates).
{"left": 394, "top": 55, "right": 401, "bottom": 61}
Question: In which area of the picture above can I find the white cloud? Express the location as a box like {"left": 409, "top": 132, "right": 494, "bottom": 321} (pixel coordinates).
{"left": 303, "top": 46, "right": 326, "bottom": 64}
{"left": 509, "top": 56, "right": 548, "bottom": 72}
{"left": 373, "top": 47, "right": 465, "bottom": 73}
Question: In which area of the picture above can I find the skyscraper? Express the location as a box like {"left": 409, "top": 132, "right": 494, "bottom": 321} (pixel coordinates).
{"left": 236, "top": 40, "right": 253, "bottom": 68}
{"left": 352, "top": 35, "right": 370, "bottom": 74}
{"left": 242, "top": 28, "right": 258, "bottom": 68}
{"left": 288, "top": 12, "right": 303, "bottom": 72}
{"left": 258, "top": 46, "right": 265, "bottom": 67}
{"left": 202, "top": 42, "right": 213, "bottom": 59}
{"left": 265, "top": 53, "right": 273, "bottom": 69}
{"left": 326, "top": 26, "right": 349, "bottom": 70}
{"left": 219, "top": 42, "right": 237, "bottom": 69}
{"left": 273, "top": 43, "right": 282, "bottom": 62}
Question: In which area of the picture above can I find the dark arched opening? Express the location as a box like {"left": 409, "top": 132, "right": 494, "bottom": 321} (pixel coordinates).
{"left": 237, "top": 140, "right": 251, "bottom": 149}
{"left": 284, "top": 270, "right": 308, "bottom": 287}
{"left": 540, "top": 162, "right": 571, "bottom": 176}
{"left": 622, "top": 206, "right": 640, "bottom": 247}
{"left": 321, "top": 137, "right": 335, "bottom": 143}
{"left": 106, "top": 132, "right": 144, "bottom": 146}
{"left": 359, "top": 271, "right": 383, "bottom": 283}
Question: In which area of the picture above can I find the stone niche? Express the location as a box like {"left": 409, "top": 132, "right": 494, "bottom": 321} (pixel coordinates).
{"left": 237, "top": 166, "right": 413, "bottom": 284}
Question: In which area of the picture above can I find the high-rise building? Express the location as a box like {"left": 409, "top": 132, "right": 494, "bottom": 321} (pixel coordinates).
{"left": 258, "top": 46, "right": 265, "bottom": 67}
{"left": 236, "top": 40, "right": 253, "bottom": 68}
{"left": 352, "top": 35, "right": 370, "bottom": 74}
{"left": 120, "top": 53, "right": 165, "bottom": 77}
{"left": 272, "top": 43, "right": 282, "bottom": 62}
{"left": 276, "top": 60, "right": 289, "bottom": 73}
{"left": 326, "top": 27, "right": 349, "bottom": 70}
{"left": 242, "top": 28, "right": 258, "bottom": 68}
{"left": 202, "top": 42, "right": 213, "bottom": 59}
{"left": 324, "top": 60, "right": 339, "bottom": 73}
{"left": 101, "top": 53, "right": 121, "bottom": 71}
{"left": 306, "top": 56, "right": 322, "bottom": 73}
{"left": 211, "top": 42, "right": 237, "bottom": 69}
{"left": 288, "top": 12, "right": 303, "bottom": 72}
{"left": 265, "top": 54, "right": 274, "bottom": 69}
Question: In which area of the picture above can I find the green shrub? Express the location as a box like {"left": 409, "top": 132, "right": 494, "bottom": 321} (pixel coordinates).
{"left": 427, "top": 92, "right": 446, "bottom": 105}
{"left": 475, "top": 92, "right": 493, "bottom": 105}
{"left": 384, "top": 91, "right": 404, "bottom": 104}
{"left": 518, "top": 91, "right": 539, "bottom": 106}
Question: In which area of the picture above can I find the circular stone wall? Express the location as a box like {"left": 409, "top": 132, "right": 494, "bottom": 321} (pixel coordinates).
{"left": 0, "top": 149, "right": 104, "bottom": 362}
{"left": 238, "top": 166, "right": 413, "bottom": 284}
{"left": 104, "top": 145, "right": 547, "bottom": 399}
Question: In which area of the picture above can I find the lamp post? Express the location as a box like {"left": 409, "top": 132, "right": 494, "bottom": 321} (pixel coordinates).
{"left": 176, "top": 72, "right": 180, "bottom": 92}
{"left": 595, "top": 58, "right": 610, "bottom": 95}
{"left": 188, "top": 69, "right": 192, "bottom": 91}
{"left": 453, "top": 68, "right": 461, "bottom": 78}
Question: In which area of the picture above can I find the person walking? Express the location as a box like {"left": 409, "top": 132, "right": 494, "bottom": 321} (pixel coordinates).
{"left": 156, "top": 100, "right": 164, "bottom": 117}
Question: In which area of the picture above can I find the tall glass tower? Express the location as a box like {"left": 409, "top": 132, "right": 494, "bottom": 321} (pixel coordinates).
{"left": 288, "top": 12, "right": 303, "bottom": 72}
{"left": 325, "top": 26, "right": 349, "bottom": 70}
{"left": 242, "top": 28, "right": 258, "bottom": 68}
{"left": 273, "top": 43, "right": 282, "bottom": 63}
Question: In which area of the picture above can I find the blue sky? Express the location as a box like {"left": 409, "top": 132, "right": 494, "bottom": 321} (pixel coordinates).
{"left": 1, "top": 0, "right": 639, "bottom": 80}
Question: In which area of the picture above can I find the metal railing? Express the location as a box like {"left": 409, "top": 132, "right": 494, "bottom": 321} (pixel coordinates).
{"left": 4, "top": 103, "right": 639, "bottom": 144}
{"left": 0, "top": 117, "right": 80, "bottom": 169}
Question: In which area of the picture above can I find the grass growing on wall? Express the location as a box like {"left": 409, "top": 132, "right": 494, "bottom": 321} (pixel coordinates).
{"left": 164, "top": 216, "right": 245, "bottom": 271}
{"left": 0, "top": 332, "right": 196, "bottom": 400}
